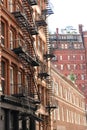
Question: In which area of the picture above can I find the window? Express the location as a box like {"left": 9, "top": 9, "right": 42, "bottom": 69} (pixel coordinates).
{"left": 60, "top": 64, "right": 63, "bottom": 70}
{"left": 53, "top": 82, "right": 59, "bottom": 96}
{"left": 1, "top": 21, "right": 5, "bottom": 46}
{"left": 80, "top": 64, "right": 85, "bottom": 70}
{"left": 52, "top": 56, "right": 57, "bottom": 61}
{"left": 61, "top": 44, "right": 64, "bottom": 49}
{"left": 81, "top": 74, "right": 85, "bottom": 80}
{"left": 60, "top": 55, "right": 62, "bottom": 60}
{"left": 10, "top": 67, "right": 14, "bottom": 94}
{"left": 57, "top": 107, "right": 60, "bottom": 120}
{"left": 25, "top": 75, "right": 28, "bottom": 88}
{"left": 73, "top": 55, "right": 76, "bottom": 59}
{"left": 59, "top": 84, "right": 63, "bottom": 97}
{"left": 18, "top": 71, "right": 22, "bottom": 93}
{"left": 1, "top": 61, "right": 5, "bottom": 93}
{"left": 73, "top": 64, "right": 76, "bottom": 69}
{"left": 68, "top": 55, "right": 70, "bottom": 60}
{"left": 80, "top": 55, "right": 84, "bottom": 60}
{"left": 8, "top": 0, "right": 14, "bottom": 12}
{"left": 54, "top": 109, "right": 56, "bottom": 120}
{"left": 62, "top": 107, "right": 64, "bottom": 121}
{"left": 10, "top": 30, "right": 14, "bottom": 49}
{"left": 67, "top": 64, "right": 70, "bottom": 70}
{"left": 65, "top": 44, "right": 68, "bottom": 49}
{"left": 66, "top": 109, "right": 69, "bottom": 122}
{"left": 10, "top": 28, "right": 16, "bottom": 49}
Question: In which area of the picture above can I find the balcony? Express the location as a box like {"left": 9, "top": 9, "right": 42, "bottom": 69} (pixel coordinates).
{"left": 44, "top": 52, "right": 55, "bottom": 60}
{"left": 36, "top": 15, "right": 47, "bottom": 27}
{"left": 38, "top": 63, "right": 49, "bottom": 79}
{"left": 12, "top": 11, "right": 38, "bottom": 35}
{"left": 27, "top": 0, "right": 38, "bottom": 6}
{"left": 13, "top": 47, "right": 39, "bottom": 66}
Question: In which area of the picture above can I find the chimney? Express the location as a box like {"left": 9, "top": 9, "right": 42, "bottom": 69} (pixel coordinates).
{"left": 56, "top": 28, "right": 59, "bottom": 39}
{"left": 56, "top": 28, "right": 59, "bottom": 35}
{"left": 78, "top": 24, "right": 83, "bottom": 34}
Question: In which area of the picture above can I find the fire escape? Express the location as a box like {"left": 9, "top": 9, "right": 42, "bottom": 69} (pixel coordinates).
{"left": 37, "top": 0, "right": 57, "bottom": 115}
{"left": 10, "top": 0, "right": 41, "bottom": 121}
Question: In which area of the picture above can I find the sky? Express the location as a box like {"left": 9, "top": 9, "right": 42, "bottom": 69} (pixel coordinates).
{"left": 48, "top": 0, "right": 87, "bottom": 33}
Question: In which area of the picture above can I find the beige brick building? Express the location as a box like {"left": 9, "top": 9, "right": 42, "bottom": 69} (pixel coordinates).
{"left": 50, "top": 64, "right": 87, "bottom": 130}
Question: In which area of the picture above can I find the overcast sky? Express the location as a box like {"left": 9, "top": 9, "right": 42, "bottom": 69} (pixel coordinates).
{"left": 48, "top": 0, "right": 87, "bottom": 33}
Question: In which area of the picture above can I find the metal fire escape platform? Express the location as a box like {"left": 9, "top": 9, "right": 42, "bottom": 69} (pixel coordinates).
{"left": 38, "top": 63, "right": 49, "bottom": 79}
{"left": 13, "top": 47, "right": 39, "bottom": 66}
{"left": 12, "top": 11, "right": 38, "bottom": 35}
{"left": 27, "top": 0, "right": 38, "bottom": 6}
{"left": 36, "top": 15, "right": 47, "bottom": 27}
{"left": 44, "top": 53, "right": 55, "bottom": 60}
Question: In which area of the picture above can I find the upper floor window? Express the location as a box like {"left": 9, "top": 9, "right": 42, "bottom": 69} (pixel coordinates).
{"left": 60, "top": 64, "right": 63, "bottom": 70}
{"left": 18, "top": 71, "right": 22, "bottom": 93}
{"left": 68, "top": 55, "right": 70, "bottom": 60}
{"left": 60, "top": 55, "right": 62, "bottom": 60}
{"left": 10, "top": 30, "right": 14, "bottom": 49}
{"left": 1, "top": 21, "right": 5, "bottom": 46}
{"left": 8, "top": 0, "right": 14, "bottom": 12}
{"left": 73, "top": 55, "right": 76, "bottom": 59}
{"left": 73, "top": 64, "right": 76, "bottom": 69}
{"left": 53, "top": 82, "right": 59, "bottom": 96}
{"left": 10, "top": 66, "right": 16, "bottom": 95}
{"left": 65, "top": 44, "right": 68, "bottom": 49}
{"left": 61, "top": 44, "right": 64, "bottom": 49}
{"left": 1, "top": 61, "right": 5, "bottom": 93}
{"left": 67, "top": 64, "right": 70, "bottom": 70}
{"left": 80, "top": 55, "right": 84, "bottom": 60}
{"left": 10, "top": 67, "right": 14, "bottom": 94}
{"left": 81, "top": 74, "right": 85, "bottom": 80}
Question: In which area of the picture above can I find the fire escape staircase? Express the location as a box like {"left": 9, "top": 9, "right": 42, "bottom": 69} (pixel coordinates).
{"left": 10, "top": 0, "right": 42, "bottom": 120}
{"left": 12, "top": 0, "right": 38, "bottom": 35}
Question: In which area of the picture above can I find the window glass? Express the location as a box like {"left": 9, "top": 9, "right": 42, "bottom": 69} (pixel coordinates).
{"left": 10, "top": 67, "right": 14, "bottom": 94}
{"left": 1, "top": 61, "right": 5, "bottom": 93}
{"left": 1, "top": 21, "right": 5, "bottom": 45}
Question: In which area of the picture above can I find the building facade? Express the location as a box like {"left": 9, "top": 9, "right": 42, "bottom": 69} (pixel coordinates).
{"left": 0, "top": 0, "right": 54, "bottom": 130}
{"left": 51, "top": 64, "right": 86, "bottom": 130}
{"left": 49, "top": 25, "right": 87, "bottom": 97}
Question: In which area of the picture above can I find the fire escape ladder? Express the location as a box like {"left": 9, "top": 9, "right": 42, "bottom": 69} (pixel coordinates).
{"left": 12, "top": 46, "right": 40, "bottom": 102}
{"left": 27, "top": 67, "right": 40, "bottom": 102}
{"left": 12, "top": 49, "right": 40, "bottom": 102}
{"left": 12, "top": 1, "right": 38, "bottom": 35}
{"left": 46, "top": 79, "right": 57, "bottom": 114}
{"left": 22, "top": 0, "right": 38, "bottom": 35}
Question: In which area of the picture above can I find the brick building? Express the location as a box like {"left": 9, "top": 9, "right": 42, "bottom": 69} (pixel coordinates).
{"left": 49, "top": 25, "right": 87, "bottom": 97}
{"left": 50, "top": 64, "right": 86, "bottom": 130}
{"left": 0, "top": 0, "right": 55, "bottom": 130}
